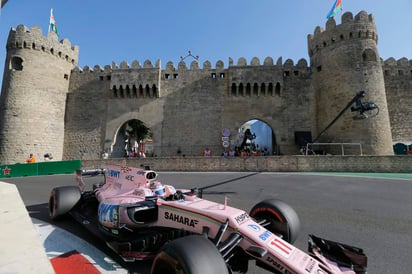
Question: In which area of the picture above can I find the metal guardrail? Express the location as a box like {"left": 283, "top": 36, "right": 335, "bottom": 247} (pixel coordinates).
{"left": 305, "top": 142, "right": 363, "bottom": 156}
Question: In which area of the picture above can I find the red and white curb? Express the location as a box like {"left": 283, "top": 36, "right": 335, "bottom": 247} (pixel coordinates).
{"left": 32, "top": 218, "right": 128, "bottom": 274}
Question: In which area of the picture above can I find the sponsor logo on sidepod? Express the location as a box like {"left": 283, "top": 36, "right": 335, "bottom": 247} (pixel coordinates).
{"left": 164, "top": 212, "right": 199, "bottom": 228}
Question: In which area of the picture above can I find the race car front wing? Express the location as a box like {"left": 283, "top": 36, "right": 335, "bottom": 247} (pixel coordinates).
{"left": 308, "top": 234, "right": 367, "bottom": 274}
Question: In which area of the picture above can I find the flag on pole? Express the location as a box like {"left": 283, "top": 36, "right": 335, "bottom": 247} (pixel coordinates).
{"left": 326, "top": 0, "right": 343, "bottom": 19}
{"left": 49, "top": 8, "right": 59, "bottom": 35}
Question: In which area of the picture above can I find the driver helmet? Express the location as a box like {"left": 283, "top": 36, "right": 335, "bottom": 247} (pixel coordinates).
{"left": 150, "top": 181, "right": 166, "bottom": 197}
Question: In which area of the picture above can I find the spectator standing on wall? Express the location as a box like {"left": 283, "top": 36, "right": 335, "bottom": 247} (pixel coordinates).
{"left": 26, "top": 153, "right": 36, "bottom": 163}
{"left": 202, "top": 148, "right": 212, "bottom": 156}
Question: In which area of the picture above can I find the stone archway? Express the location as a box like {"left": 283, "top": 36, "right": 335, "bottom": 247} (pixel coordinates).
{"left": 234, "top": 119, "right": 276, "bottom": 155}
{"left": 110, "top": 119, "right": 152, "bottom": 158}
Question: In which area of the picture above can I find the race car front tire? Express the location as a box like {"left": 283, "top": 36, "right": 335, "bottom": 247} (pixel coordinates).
{"left": 250, "top": 199, "right": 300, "bottom": 244}
{"left": 151, "top": 235, "right": 229, "bottom": 274}
{"left": 49, "top": 186, "right": 81, "bottom": 220}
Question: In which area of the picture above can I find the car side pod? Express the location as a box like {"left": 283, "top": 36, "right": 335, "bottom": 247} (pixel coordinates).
{"left": 308, "top": 234, "right": 367, "bottom": 274}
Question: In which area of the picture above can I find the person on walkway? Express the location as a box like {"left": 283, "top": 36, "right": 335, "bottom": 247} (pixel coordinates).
{"left": 26, "top": 153, "right": 36, "bottom": 163}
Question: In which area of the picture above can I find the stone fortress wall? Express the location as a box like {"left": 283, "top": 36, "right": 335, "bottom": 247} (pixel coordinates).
{"left": 0, "top": 25, "right": 78, "bottom": 164}
{"left": 383, "top": 57, "right": 412, "bottom": 143}
{"left": 65, "top": 54, "right": 314, "bottom": 159}
{"left": 0, "top": 11, "right": 411, "bottom": 164}
{"left": 308, "top": 11, "right": 394, "bottom": 155}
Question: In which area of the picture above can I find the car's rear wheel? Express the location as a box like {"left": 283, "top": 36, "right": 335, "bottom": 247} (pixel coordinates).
{"left": 250, "top": 199, "right": 300, "bottom": 244}
{"left": 49, "top": 186, "right": 81, "bottom": 220}
{"left": 151, "top": 235, "right": 229, "bottom": 274}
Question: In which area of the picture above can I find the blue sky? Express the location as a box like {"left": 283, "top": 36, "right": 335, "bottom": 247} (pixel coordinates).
{"left": 0, "top": 0, "right": 411, "bottom": 83}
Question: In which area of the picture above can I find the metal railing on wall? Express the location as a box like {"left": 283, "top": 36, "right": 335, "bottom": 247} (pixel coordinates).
{"left": 305, "top": 142, "right": 363, "bottom": 156}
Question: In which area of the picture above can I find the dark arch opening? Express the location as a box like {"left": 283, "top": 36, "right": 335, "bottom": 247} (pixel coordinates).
{"left": 275, "top": 82, "right": 281, "bottom": 96}
{"left": 268, "top": 83, "right": 273, "bottom": 96}
{"left": 132, "top": 85, "right": 137, "bottom": 97}
{"left": 119, "top": 85, "right": 124, "bottom": 97}
{"left": 261, "top": 83, "right": 266, "bottom": 95}
{"left": 112, "top": 85, "right": 118, "bottom": 97}
{"left": 253, "top": 83, "right": 259, "bottom": 96}
{"left": 233, "top": 119, "right": 276, "bottom": 156}
{"left": 239, "top": 83, "right": 244, "bottom": 96}
{"left": 152, "top": 84, "right": 157, "bottom": 97}
{"left": 245, "top": 83, "right": 251, "bottom": 96}
{"left": 231, "top": 83, "right": 237, "bottom": 96}
{"left": 139, "top": 85, "right": 144, "bottom": 97}
{"left": 362, "top": 49, "right": 377, "bottom": 62}
{"left": 10, "top": 56, "right": 23, "bottom": 71}
{"left": 111, "top": 119, "right": 153, "bottom": 158}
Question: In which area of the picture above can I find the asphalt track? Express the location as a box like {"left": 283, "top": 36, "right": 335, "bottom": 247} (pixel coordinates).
{"left": 4, "top": 171, "right": 412, "bottom": 274}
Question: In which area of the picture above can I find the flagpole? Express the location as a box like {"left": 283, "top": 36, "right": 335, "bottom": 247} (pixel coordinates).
{"left": 48, "top": 8, "right": 52, "bottom": 33}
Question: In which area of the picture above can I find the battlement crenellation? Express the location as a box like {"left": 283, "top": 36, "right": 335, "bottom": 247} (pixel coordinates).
{"left": 71, "top": 56, "right": 310, "bottom": 76}
{"left": 308, "top": 11, "right": 378, "bottom": 58}
{"left": 7, "top": 24, "right": 79, "bottom": 66}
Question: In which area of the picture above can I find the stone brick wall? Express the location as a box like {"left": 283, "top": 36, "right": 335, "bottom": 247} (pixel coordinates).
{"left": 383, "top": 58, "right": 412, "bottom": 143}
{"left": 82, "top": 156, "right": 412, "bottom": 173}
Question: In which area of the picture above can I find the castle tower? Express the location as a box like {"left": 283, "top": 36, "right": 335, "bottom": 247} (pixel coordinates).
{"left": 308, "top": 11, "right": 394, "bottom": 155}
{"left": 0, "top": 25, "right": 78, "bottom": 164}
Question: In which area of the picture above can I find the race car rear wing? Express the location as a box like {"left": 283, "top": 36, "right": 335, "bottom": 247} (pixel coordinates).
{"left": 77, "top": 168, "right": 106, "bottom": 176}
{"left": 308, "top": 234, "right": 367, "bottom": 274}
{"left": 75, "top": 168, "right": 106, "bottom": 191}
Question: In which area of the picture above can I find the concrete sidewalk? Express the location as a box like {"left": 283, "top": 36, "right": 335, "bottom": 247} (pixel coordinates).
{"left": 0, "top": 180, "right": 128, "bottom": 273}
{"left": 0, "top": 182, "right": 55, "bottom": 274}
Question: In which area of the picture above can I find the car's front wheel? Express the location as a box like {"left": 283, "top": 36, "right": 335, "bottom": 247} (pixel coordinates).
{"left": 151, "top": 235, "right": 229, "bottom": 274}
{"left": 250, "top": 198, "right": 300, "bottom": 244}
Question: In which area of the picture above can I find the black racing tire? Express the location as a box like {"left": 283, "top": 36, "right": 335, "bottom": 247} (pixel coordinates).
{"left": 249, "top": 199, "right": 300, "bottom": 244}
{"left": 49, "top": 186, "right": 81, "bottom": 220}
{"left": 151, "top": 235, "right": 229, "bottom": 274}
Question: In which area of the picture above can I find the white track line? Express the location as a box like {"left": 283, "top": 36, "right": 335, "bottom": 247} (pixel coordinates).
{"left": 32, "top": 218, "right": 128, "bottom": 273}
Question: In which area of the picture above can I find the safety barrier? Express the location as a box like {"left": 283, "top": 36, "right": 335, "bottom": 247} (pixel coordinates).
{"left": 0, "top": 160, "right": 81, "bottom": 178}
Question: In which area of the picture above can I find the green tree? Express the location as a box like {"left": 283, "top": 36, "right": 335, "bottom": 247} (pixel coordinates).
{"left": 125, "top": 119, "right": 152, "bottom": 142}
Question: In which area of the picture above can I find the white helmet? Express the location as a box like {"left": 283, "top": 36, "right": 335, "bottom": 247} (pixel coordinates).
{"left": 150, "top": 181, "right": 165, "bottom": 197}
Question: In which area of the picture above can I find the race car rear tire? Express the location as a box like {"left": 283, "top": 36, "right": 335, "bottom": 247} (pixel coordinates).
{"left": 151, "top": 235, "right": 229, "bottom": 274}
{"left": 49, "top": 186, "right": 81, "bottom": 220}
{"left": 250, "top": 199, "right": 300, "bottom": 244}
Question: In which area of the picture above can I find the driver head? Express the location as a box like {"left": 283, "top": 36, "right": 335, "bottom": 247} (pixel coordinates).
{"left": 150, "top": 181, "right": 166, "bottom": 197}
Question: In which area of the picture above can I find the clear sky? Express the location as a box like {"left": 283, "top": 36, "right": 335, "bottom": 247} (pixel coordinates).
{"left": 0, "top": 0, "right": 411, "bottom": 83}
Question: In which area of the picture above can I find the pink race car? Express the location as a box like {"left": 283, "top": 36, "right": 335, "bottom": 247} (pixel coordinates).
{"left": 49, "top": 164, "right": 367, "bottom": 274}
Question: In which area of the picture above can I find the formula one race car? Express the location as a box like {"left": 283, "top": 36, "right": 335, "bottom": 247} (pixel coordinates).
{"left": 48, "top": 164, "right": 367, "bottom": 274}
